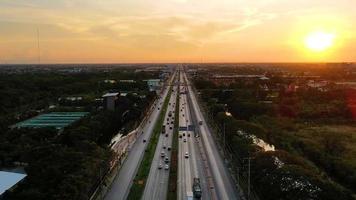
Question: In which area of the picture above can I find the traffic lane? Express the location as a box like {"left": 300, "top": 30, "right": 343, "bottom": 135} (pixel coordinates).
{"left": 184, "top": 87, "right": 211, "bottom": 200}
{"left": 147, "top": 85, "right": 178, "bottom": 199}
{"left": 142, "top": 86, "right": 177, "bottom": 200}
{"left": 178, "top": 130, "right": 187, "bottom": 200}
{"left": 185, "top": 74, "right": 239, "bottom": 200}
{"left": 105, "top": 74, "right": 175, "bottom": 200}
{"left": 157, "top": 88, "right": 177, "bottom": 199}
{"left": 105, "top": 90, "right": 168, "bottom": 200}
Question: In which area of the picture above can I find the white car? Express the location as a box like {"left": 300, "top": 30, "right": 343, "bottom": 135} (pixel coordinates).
{"left": 185, "top": 152, "right": 189, "bottom": 158}
{"left": 183, "top": 138, "right": 187, "bottom": 142}
{"left": 158, "top": 164, "right": 162, "bottom": 169}
{"left": 165, "top": 164, "right": 169, "bottom": 170}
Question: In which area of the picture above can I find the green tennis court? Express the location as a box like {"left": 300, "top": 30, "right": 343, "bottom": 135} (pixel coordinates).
{"left": 13, "top": 112, "right": 89, "bottom": 129}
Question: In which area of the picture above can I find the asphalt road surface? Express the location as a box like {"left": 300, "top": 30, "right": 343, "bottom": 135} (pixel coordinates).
{"left": 183, "top": 70, "right": 240, "bottom": 200}
{"left": 104, "top": 72, "right": 176, "bottom": 200}
{"left": 141, "top": 80, "right": 178, "bottom": 200}
{"left": 177, "top": 71, "right": 212, "bottom": 200}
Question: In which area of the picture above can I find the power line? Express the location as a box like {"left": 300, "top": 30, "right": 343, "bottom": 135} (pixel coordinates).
{"left": 37, "top": 27, "right": 41, "bottom": 64}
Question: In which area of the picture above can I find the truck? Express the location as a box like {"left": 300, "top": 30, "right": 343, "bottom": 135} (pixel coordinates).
{"left": 192, "top": 178, "right": 202, "bottom": 199}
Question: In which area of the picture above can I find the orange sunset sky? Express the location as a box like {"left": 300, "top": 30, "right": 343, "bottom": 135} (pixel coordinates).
{"left": 0, "top": 0, "right": 355, "bottom": 64}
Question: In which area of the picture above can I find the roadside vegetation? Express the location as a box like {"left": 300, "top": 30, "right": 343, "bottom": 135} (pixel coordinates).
{"left": 192, "top": 65, "right": 356, "bottom": 200}
{"left": 127, "top": 85, "right": 173, "bottom": 200}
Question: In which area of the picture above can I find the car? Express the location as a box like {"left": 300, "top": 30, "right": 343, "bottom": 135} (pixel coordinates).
{"left": 158, "top": 164, "right": 162, "bottom": 169}
{"left": 183, "top": 138, "right": 187, "bottom": 142}
{"left": 167, "top": 147, "right": 171, "bottom": 151}
{"left": 164, "top": 157, "right": 169, "bottom": 163}
{"left": 169, "top": 127, "right": 173, "bottom": 130}
{"left": 185, "top": 152, "right": 189, "bottom": 158}
{"left": 167, "top": 122, "right": 169, "bottom": 125}
{"left": 158, "top": 107, "right": 160, "bottom": 110}
{"left": 183, "top": 133, "right": 185, "bottom": 136}
{"left": 163, "top": 145, "right": 166, "bottom": 149}
{"left": 171, "top": 121, "right": 174, "bottom": 124}
{"left": 179, "top": 134, "right": 182, "bottom": 138}
{"left": 188, "top": 133, "right": 190, "bottom": 137}
{"left": 149, "top": 120, "right": 151, "bottom": 123}
{"left": 161, "top": 151, "right": 165, "bottom": 157}
{"left": 165, "top": 164, "right": 169, "bottom": 170}
{"left": 165, "top": 134, "right": 168, "bottom": 137}
{"left": 143, "top": 139, "right": 147, "bottom": 143}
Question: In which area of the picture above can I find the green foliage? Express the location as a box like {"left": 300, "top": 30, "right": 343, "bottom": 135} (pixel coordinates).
{"left": 196, "top": 74, "right": 356, "bottom": 197}
{"left": 0, "top": 69, "right": 157, "bottom": 200}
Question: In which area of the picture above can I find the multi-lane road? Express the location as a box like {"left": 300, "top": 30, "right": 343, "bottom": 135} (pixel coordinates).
{"left": 142, "top": 80, "right": 178, "bottom": 200}
{"left": 183, "top": 70, "right": 240, "bottom": 200}
{"left": 104, "top": 67, "right": 240, "bottom": 200}
{"left": 104, "top": 71, "right": 176, "bottom": 200}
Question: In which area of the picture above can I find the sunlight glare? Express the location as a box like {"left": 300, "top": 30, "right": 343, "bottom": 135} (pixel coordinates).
{"left": 305, "top": 31, "right": 335, "bottom": 52}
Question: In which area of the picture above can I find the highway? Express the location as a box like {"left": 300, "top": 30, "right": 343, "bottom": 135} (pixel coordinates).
{"left": 141, "top": 77, "right": 178, "bottom": 200}
{"left": 183, "top": 70, "right": 240, "bottom": 200}
{"left": 104, "top": 71, "right": 176, "bottom": 200}
{"left": 177, "top": 78, "right": 212, "bottom": 200}
{"left": 104, "top": 68, "right": 239, "bottom": 200}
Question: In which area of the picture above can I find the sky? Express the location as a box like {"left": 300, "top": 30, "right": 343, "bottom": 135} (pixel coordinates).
{"left": 0, "top": 0, "right": 355, "bottom": 64}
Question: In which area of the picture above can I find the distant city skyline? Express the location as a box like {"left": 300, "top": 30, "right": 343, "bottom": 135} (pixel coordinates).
{"left": 1, "top": 0, "right": 355, "bottom": 64}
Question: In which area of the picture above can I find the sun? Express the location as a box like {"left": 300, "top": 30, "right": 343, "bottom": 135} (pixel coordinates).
{"left": 305, "top": 31, "right": 335, "bottom": 52}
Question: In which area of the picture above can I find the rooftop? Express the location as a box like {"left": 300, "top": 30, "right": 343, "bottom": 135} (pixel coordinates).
{"left": 102, "top": 92, "right": 120, "bottom": 98}
{"left": 0, "top": 171, "right": 26, "bottom": 195}
{"left": 13, "top": 112, "right": 89, "bottom": 129}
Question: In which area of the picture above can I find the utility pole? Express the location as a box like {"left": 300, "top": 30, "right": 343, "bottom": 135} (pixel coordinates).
{"left": 37, "top": 28, "right": 41, "bottom": 64}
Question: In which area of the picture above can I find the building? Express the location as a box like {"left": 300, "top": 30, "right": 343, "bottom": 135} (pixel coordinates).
{"left": 0, "top": 171, "right": 26, "bottom": 197}
{"left": 145, "top": 79, "right": 161, "bottom": 92}
{"left": 103, "top": 92, "right": 120, "bottom": 111}
{"left": 119, "top": 80, "right": 136, "bottom": 83}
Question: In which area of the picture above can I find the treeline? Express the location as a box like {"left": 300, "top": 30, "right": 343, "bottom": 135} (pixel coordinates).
{"left": 0, "top": 68, "right": 158, "bottom": 199}
{"left": 194, "top": 76, "right": 356, "bottom": 199}
{"left": 0, "top": 70, "right": 156, "bottom": 133}
{"left": 1, "top": 91, "right": 155, "bottom": 200}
